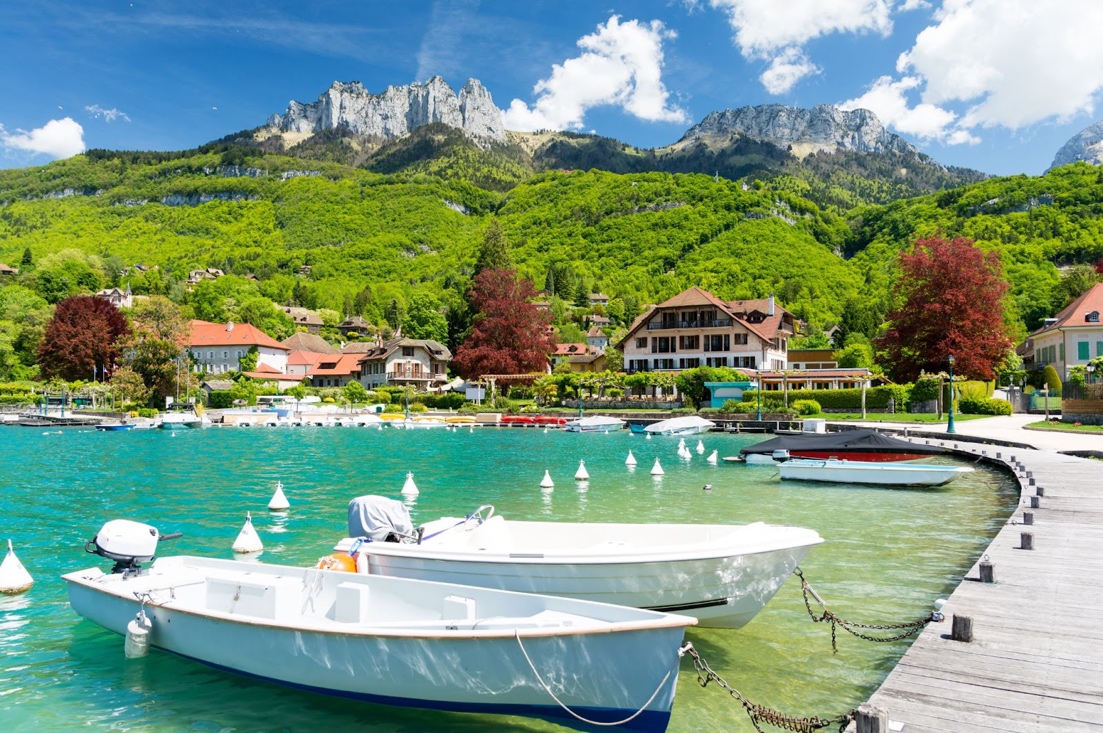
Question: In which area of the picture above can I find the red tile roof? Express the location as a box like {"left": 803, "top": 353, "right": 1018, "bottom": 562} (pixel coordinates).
{"left": 307, "top": 353, "right": 364, "bottom": 377}
{"left": 287, "top": 350, "right": 327, "bottom": 367}
{"left": 553, "top": 343, "right": 588, "bottom": 356}
{"left": 189, "top": 320, "right": 288, "bottom": 351}
{"left": 1030, "top": 282, "right": 1103, "bottom": 336}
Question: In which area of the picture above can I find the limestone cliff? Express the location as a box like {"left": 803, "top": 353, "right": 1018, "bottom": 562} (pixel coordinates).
{"left": 1049, "top": 119, "right": 1103, "bottom": 169}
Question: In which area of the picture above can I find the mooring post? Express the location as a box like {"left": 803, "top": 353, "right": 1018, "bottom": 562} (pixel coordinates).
{"left": 1023, "top": 512, "right": 1034, "bottom": 525}
{"left": 951, "top": 614, "right": 973, "bottom": 642}
{"left": 1021, "top": 532, "right": 1034, "bottom": 550}
{"left": 1028, "top": 478, "right": 1036, "bottom": 487}
{"left": 1026, "top": 470, "right": 1033, "bottom": 479}
{"left": 1030, "top": 496, "right": 1041, "bottom": 509}
{"left": 855, "top": 703, "right": 889, "bottom": 733}
{"left": 1037, "top": 486, "right": 1045, "bottom": 497}
{"left": 979, "top": 561, "right": 995, "bottom": 583}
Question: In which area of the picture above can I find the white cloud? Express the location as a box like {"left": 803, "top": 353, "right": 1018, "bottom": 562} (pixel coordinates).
{"left": 760, "top": 48, "right": 820, "bottom": 95}
{"left": 1, "top": 117, "right": 86, "bottom": 159}
{"left": 899, "top": 0, "right": 930, "bottom": 10}
{"left": 85, "top": 105, "right": 131, "bottom": 123}
{"left": 897, "top": 0, "right": 1103, "bottom": 131}
{"left": 839, "top": 75, "right": 972, "bottom": 142}
{"left": 710, "top": 0, "right": 892, "bottom": 53}
{"left": 503, "top": 15, "right": 687, "bottom": 131}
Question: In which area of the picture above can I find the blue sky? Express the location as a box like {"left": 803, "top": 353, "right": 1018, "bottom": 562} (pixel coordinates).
{"left": 2, "top": 1, "right": 1102, "bottom": 176}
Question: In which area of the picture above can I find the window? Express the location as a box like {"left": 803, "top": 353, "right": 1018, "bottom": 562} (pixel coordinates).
{"left": 1088, "top": 311, "right": 1100, "bottom": 323}
{"left": 680, "top": 335, "right": 699, "bottom": 350}
{"left": 657, "top": 358, "right": 675, "bottom": 370}
{"left": 208, "top": 351, "right": 214, "bottom": 359}
{"left": 1059, "top": 343, "right": 1065, "bottom": 361}
{"left": 636, "top": 337, "right": 647, "bottom": 349}
{"left": 1097, "top": 341, "right": 1103, "bottom": 357}
{"left": 223, "top": 351, "right": 228, "bottom": 359}
{"left": 402, "top": 347, "right": 414, "bottom": 357}
{"left": 1079, "top": 341, "right": 1090, "bottom": 360}
{"left": 679, "top": 358, "right": 700, "bottom": 369}
{"left": 733, "top": 333, "right": 748, "bottom": 345}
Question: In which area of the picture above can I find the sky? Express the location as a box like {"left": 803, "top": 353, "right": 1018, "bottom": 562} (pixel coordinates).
{"left": 2, "top": 0, "right": 1103, "bottom": 176}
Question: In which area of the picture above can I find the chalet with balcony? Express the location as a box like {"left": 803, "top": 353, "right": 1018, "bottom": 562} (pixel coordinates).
{"left": 336, "top": 315, "right": 372, "bottom": 337}
{"left": 1020, "top": 282, "right": 1103, "bottom": 378}
{"left": 338, "top": 337, "right": 451, "bottom": 389}
{"left": 281, "top": 306, "right": 323, "bottom": 333}
{"left": 95, "top": 284, "right": 132, "bottom": 309}
{"left": 617, "top": 287, "right": 794, "bottom": 374}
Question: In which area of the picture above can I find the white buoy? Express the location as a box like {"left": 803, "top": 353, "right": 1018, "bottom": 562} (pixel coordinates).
{"left": 707, "top": 450, "right": 718, "bottom": 465}
{"left": 645, "top": 433, "right": 652, "bottom": 440}
{"left": 469, "top": 427, "right": 474, "bottom": 434}
{"left": 0, "top": 540, "right": 34, "bottom": 594}
{"left": 678, "top": 438, "right": 686, "bottom": 450}
{"left": 540, "top": 470, "right": 555, "bottom": 489}
{"left": 232, "top": 512, "right": 263, "bottom": 553}
{"left": 625, "top": 450, "right": 637, "bottom": 466}
{"left": 650, "top": 458, "right": 664, "bottom": 476}
{"left": 696, "top": 440, "right": 705, "bottom": 454}
{"left": 575, "top": 460, "right": 589, "bottom": 481}
{"left": 543, "top": 427, "right": 548, "bottom": 434}
{"left": 401, "top": 472, "right": 419, "bottom": 496}
{"left": 267, "top": 480, "right": 290, "bottom": 511}
{"left": 124, "top": 610, "right": 152, "bottom": 658}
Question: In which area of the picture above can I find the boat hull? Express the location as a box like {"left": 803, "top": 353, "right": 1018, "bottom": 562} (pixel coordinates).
{"left": 643, "top": 417, "right": 715, "bottom": 436}
{"left": 64, "top": 559, "right": 688, "bottom": 732}
{"left": 95, "top": 424, "right": 135, "bottom": 431}
{"left": 778, "top": 459, "right": 974, "bottom": 486}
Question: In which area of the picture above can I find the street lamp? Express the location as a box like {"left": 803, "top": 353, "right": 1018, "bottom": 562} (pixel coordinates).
{"left": 1089, "top": 363, "right": 1096, "bottom": 385}
{"left": 946, "top": 354, "right": 956, "bottom": 434}
{"left": 755, "top": 377, "right": 762, "bottom": 421}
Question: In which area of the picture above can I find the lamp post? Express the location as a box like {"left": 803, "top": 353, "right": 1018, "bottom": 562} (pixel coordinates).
{"left": 946, "top": 354, "right": 956, "bottom": 434}
{"left": 1089, "top": 363, "right": 1096, "bottom": 385}
{"left": 755, "top": 377, "right": 762, "bottom": 421}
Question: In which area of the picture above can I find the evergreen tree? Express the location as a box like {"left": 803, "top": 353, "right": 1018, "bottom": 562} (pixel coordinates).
{"left": 21, "top": 247, "right": 33, "bottom": 269}
{"left": 404, "top": 293, "right": 449, "bottom": 344}
{"left": 474, "top": 220, "right": 512, "bottom": 275}
{"left": 384, "top": 298, "right": 406, "bottom": 331}
{"left": 353, "top": 285, "right": 373, "bottom": 317}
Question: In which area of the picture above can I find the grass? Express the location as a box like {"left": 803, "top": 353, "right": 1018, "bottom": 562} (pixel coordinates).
{"left": 825, "top": 412, "right": 987, "bottom": 423}
{"left": 1024, "top": 420, "right": 1103, "bottom": 434}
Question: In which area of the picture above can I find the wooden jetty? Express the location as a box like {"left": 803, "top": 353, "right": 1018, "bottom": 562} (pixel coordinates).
{"left": 852, "top": 437, "right": 1103, "bottom": 732}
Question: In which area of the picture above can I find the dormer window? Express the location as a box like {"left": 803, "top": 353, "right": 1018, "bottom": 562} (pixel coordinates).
{"left": 1088, "top": 311, "right": 1100, "bottom": 323}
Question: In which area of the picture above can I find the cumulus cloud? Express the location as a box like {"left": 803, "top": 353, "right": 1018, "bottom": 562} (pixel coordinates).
{"left": 0, "top": 117, "right": 86, "bottom": 159}
{"left": 503, "top": 15, "right": 688, "bottom": 131}
{"left": 706, "top": 0, "right": 893, "bottom": 92}
{"left": 85, "top": 105, "right": 131, "bottom": 123}
{"left": 839, "top": 75, "right": 976, "bottom": 142}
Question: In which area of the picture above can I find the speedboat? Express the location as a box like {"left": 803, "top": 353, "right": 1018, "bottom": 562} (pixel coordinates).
{"left": 95, "top": 422, "right": 135, "bottom": 431}
{"left": 738, "top": 429, "right": 945, "bottom": 463}
{"left": 563, "top": 416, "right": 625, "bottom": 433}
{"left": 336, "top": 496, "right": 823, "bottom": 629}
{"left": 643, "top": 416, "right": 715, "bottom": 436}
{"left": 777, "top": 458, "right": 974, "bottom": 487}
{"left": 65, "top": 520, "right": 695, "bottom": 733}
{"left": 160, "top": 407, "right": 203, "bottom": 430}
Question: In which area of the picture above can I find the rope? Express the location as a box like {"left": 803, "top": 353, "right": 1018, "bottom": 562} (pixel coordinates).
{"left": 514, "top": 631, "right": 679, "bottom": 727}
{"left": 681, "top": 643, "right": 853, "bottom": 733}
{"left": 794, "top": 567, "right": 943, "bottom": 653}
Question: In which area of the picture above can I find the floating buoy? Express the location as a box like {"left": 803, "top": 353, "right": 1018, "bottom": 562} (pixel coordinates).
{"left": 625, "top": 450, "right": 637, "bottom": 466}
{"left": 170, "top": 432, "right": 176, "bottom": 437}
{"left": 651, "top": 458, "right": 664, "bottom": 476}
{"left": 124, "top": 610, "right": 152, "bottom": 658}
{"left": 469, "top": 427, "right": 474, "bottom": 434}
{"left": 401, "top": 472, "right": 419, "bottom": 496}
{"left": 543, "top": 427, "right": 548, "bottom": 434}
{"left": 678, "top": 438, "right": 686, "bottom": 450}
{"left": 575, "top": 460, "right": 589, "bottom": 481}
{"left": 696, "top": 440, "right": 705, "bottom": 454}
{"left": 315, "top": 553, "right": 357, "bottom": 572}
{"left": 540, "top": 470, "right": 555, "bottom": 489}
{"left": 645, "top": 433, "right": 652, "bottom": 440}
{"left": 707, "top": 450, "right": 718, "bottom": 465}
{"left": 0, "top": 540, "right": 33, "bottom": 594}
{"left": 232, "top": 512, "right": 263, "bottom": 553}
{"left": 268, "top": 480, "right": 290, "bottom": 511}
{"left": 703, "top": 484, "right": 713, "bottom": 491}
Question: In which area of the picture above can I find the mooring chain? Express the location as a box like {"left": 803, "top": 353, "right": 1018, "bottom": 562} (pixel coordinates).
{"left": 680, "top": 643, "right": 854, "bottom": 733}
{"left": 793, "top": 567, "right": 942, "bottom": 653}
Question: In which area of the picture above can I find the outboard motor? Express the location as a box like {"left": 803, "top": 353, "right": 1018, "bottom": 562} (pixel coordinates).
{"left": 348, "top": 495, "right": 416, "bottom": 543}
{"left": 85, "top": 520, "right": 181, "bottom": 575}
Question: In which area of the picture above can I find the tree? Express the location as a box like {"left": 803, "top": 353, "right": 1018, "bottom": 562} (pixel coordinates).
{"left": 404, "top": 293, "right": 449, "bottom": 343}
{"left": 109, "top": 366, "right": 152, "bottom": 407}
{"left": 38, "top": 296, "right": 130, "bottom": 381}
{"left": 876, "top": 235, "right": 1013, "bottom": 382}
{"left": 20, "top": 247, "right": 33, "bottom": 269}
{"left": 384, "top": 298, "right": 406, "bottom": 332}
{"left": 343, "top": 381, "right": 369, "bottom": 404}
{"left": 118, "top": 296, "right": 192, "bottom": 405}
{"left": 453, "top": 268, "right": 555, "bottom": 378}
{"left": 675, "top": 366, "right": 744, "bottom": 408}
{"left": 474, "top": 220, "right": 512, "bottom": 275}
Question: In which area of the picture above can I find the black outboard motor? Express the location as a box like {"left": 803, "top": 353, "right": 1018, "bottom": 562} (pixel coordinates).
{"left": 85, "top": 520, "right": 182, "bottom": 576}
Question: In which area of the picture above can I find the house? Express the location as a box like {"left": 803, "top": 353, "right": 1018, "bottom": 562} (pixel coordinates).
{"left": 337, "top": 337, "right": 452, "bottom": 389}
{"left": 186, "top": 267, "right": 225, "bottom": 285}
{"left": 588, "top": 293, "right": 610, "bottom": 307}
{"left": 586, "top": 327, "right": 609, "bottom": 353}
{"left": 188, "top": 320, "right": 289, "bottom": 375}
{"left": 282, "top": 332, "right": 338, "bottom": 355}
{"left": 1021, "top": 282, "right": 1103, "bottom": 378}
{"left": 788, "top": 348, "right": 837, "bottom": 370}
{"left": 587, "top": 314, "right": 611, "bottom": 328}
{"left": 336, "top": 315, "right": 372, "bottom": 337}
{"left": 617, "top": 287, "right": 795, "bottom": 374}
{"left": 285, "top": 350, "right": 327, "bottom": 377}
{"left": 306, "top": 354, "right": 366, "bottom": 388}
{"left": 241, "top": 363, "right": 305, "bottom": 390}
{"left": 0, "top": 263, "right": 19, "bottom": 276}
{"left": 754, "top": 368, "right": 883, "bottom": 391}
{"left": 94, "top": 284, "right": 132, "bottom": 309}
{"left": 281, "top": 306, "right": 324, "bottom": 333}
{"left": 551, "top": 343, "right": 588, "bottom": 368}
{"left": 568, "top": 350, "right": 607, "bottom": 373}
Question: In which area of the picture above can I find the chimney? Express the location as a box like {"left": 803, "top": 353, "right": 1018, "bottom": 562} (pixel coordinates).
{"left": 768, "top": 294, "right": 775, "bottom": 317}
{"left": 226, "top": 321, "right": 234, "bottom": 332}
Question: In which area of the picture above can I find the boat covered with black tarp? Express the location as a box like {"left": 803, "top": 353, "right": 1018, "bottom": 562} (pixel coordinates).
{"left": 739, "top": 428, "right": 946, "bottom": 463}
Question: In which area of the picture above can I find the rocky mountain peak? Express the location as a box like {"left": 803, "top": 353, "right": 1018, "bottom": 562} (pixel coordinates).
{"left": 679, "top": 104, "right": 919, "bottom": 158}
{"left": 1049, "top": 119, "right": 1103, "bottom": 170}
{"left": 266, "top": 76, "right": 506, "bottom": 144}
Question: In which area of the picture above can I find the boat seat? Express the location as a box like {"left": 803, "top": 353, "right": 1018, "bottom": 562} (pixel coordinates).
{"left": 206, "top": 576, "right": 285, "bottom": 620}
{"left": 334, "top": 582, "right": 371, "bottom": 623}
{"left": 442, "top": 595, "right": 477, "bottom": 620}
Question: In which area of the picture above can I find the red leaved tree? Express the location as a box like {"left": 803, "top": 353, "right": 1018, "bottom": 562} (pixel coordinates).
{"left": 38, "top": 296, "right": 130, "bottom": 381}
{"left": 876, "top": 235, "right": 1013, "bottom": 382}
{"left": 453, "top": 268, "right": 556, "bottom": 378}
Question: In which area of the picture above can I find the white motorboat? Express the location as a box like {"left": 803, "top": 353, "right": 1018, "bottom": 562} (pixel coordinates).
{"left": 564, "top": 415, "right": 625, "bottom": 433}
{"left": 643, "top": 416, "right": 715, "bottom": 436}
{"left": 336, "top": 496, "right": 823, "bottom": 629}
{"left": 778, "top": 458, "right": 974, "bottom": 487}
{"left": 395, "top": 416, "right": 450, "bottom": 429}
{"left": 160, "top": 406, "right": 204, "bottom": 430}
{"left": 66, "top": 520, "right": 695, "bottom": 733}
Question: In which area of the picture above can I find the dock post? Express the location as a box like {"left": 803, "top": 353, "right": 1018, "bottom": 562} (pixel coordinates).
{"left": 979, "top": 561, "right": 995, "bottom": 583}
{"left": 855, "top": 703, "right": 889, "bottom": 733}
{"left": 951, "top": 614, "right": 973, "bottom": 642}
{"left": 1037, "top": 486, "right": 1045, "bottom": 497}
{"left": 1023, "top": 512, "right": 1034, "bottom": 525}
{"left": 1028, "top": 478, "right": 1036, "bottom": 487}
{"left": 1021, "top": 532, "right": 1034, "bottom": 550}
{"left": 1030, "top": 496, "right": 1041, "bottom": 509}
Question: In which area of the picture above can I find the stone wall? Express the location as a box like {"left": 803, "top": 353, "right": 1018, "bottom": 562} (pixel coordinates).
{"left": 1061, "top": 399, "right": 1103, "bottom": 426}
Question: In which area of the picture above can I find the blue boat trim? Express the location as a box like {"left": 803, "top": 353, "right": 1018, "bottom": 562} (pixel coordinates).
{"left": 156, "top": 644, "right": 673, "bottom": 733}
{"left": 645, "top": 598, "right": 729, "bottom": 613}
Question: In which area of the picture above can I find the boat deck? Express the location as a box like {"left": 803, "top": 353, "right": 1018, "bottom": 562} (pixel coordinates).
{"left": 850, "top": 436, "right": 1103, "bottom": 732}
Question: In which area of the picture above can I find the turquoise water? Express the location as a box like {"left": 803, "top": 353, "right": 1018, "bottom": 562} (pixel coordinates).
{"left": 0, "top": 426, "right": 1018, "bottom": 732}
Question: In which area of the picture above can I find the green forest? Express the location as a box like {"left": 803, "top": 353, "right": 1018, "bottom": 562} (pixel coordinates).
{"left": 1, "top": 142, "right": 1102, "bottom": 383}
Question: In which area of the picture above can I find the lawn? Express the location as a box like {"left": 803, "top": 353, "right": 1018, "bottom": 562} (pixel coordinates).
{"left": 1025, "top": 420, "right": 1103, "bottom": 434}
{"left": 825, "top": 412, "right": 987, "bottom": 423}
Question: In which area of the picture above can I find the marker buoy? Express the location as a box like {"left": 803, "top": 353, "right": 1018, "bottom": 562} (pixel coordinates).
{"left": 650, "top": 458, "right": 664, "bottom": 476}
{"left": 268, "top": 481, "right": 290, "bottom": 511}
{"left": 0, "top": 540, "right": 34, "bottom": 594}
{"left": 232, "top": 512, "right": 263, "bottom": 553}
{"left": 696, "top": 440, "right": 705, "bottom": 454}
{"left": 678, "top": 438, "right": 686, "bottom": 450}
{"left": 645, "top": 433, "right": 652, "bottom": 440}
{"left": 543, "top": 427, "right": 548, "bottom": 434}
{"left": 703, "top": 484, "right": 713, "bottom": 491}
{"left": 401, "top": 472, "right": 419, "bottom": 496}
{"left": 540, "top": 470, "right": 555, "bottom": 489}
{"left": 575, "top": 460, "right": 589, "bottom": 481}
{"left": 625, "top": 450, "right": 637, "bottom": 466}
{"left": 707, "top": 450, "right": 718, "bottom": 465}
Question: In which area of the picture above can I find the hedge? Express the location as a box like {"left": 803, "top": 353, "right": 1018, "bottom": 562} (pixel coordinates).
{"left": 207, "top": 391, "right": 235, "bottom": 409}
{"left": 959, "top": 396, "right": 1013, "bottom": 415}
{"left": 791, "top": 399, "right": 821, "bottom": 416}
{"left": 743, "top": 385, "right": 908, "bottom": 410}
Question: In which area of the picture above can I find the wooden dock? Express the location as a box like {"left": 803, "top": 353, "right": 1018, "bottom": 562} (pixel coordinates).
{"left": 853, "top": 438, "right": 1103, "bottom": 732}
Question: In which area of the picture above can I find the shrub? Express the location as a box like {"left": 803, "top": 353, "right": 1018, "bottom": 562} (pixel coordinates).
{"left": 672, "top": 407, "right": 696, "bottom": 414}
{"left": 959, "top": 396, "right": 1013, "bottom": 415}
{"left": 137, "top": 407, "right": 157, "bottom": 418}
{"left": 422, "top": 392, "right": 465, "bottom": 410}
{"left": 909, "top": 375, "right": 941, "bottom": 406}
{"left": 1042, "top": 364, "right": 1062, "bottom": 396}
{"left": 698, "top": 407, "right": 721, "bottom": 415}
{"left": 383, "top": 403, "right": 404, "bottom": 413}
{"left": 721, "top": 399, "right": 746, "bottom": 413}
{"left": 408, "top": 402, "right": 427, "bottom": 413}
{"left": 606, "top": 388, "right": 623, "bottom": 399}
{"left": 207, "top": 391, "right": 235, "bottom": 409}
{"left": 791, "top": 399, "right": 821, "bottom": 416}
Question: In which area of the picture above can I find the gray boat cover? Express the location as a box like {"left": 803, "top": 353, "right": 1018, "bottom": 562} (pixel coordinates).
{"left": 348, "top": 495, "right": 414, "bottom": 541}
{"left": 739, "top": 428, "right": 946, "bottom": 456}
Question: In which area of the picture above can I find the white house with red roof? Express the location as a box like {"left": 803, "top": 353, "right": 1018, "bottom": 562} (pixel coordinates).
{"left": 616, "top": 287, "right": 794, "bottom": 374}
{"left": 188, "top": 320, "right": 289, "bottom": 375}
{"left": 1020, "top": 282, "right": 1103, "bottom": 378}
